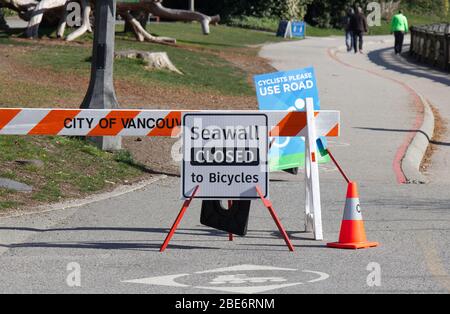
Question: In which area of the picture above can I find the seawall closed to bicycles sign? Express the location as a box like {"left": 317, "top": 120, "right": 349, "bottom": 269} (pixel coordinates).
{"left": 182, "top": 113, "right": 269, "bottom": 200}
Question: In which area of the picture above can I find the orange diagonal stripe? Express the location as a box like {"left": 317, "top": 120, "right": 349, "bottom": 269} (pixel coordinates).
{"left": 28, "top": 110, "right": 81, "bottom": 135}
{"left": 270, "top": 111, "right": 307, "bottom": 137}
{"left": 326, "top": 123, "right": 340, "bottom": 137}
{"left": 88, "top": 110, "right": 141, "bottom": 136}
{"left": 0, "top": 109, "right": 21, "bottom": 130}
{"left": 148, "top": 111, "right": 182, "bottom": 137}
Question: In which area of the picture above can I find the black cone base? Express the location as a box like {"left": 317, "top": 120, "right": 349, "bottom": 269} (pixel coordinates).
{"left": 201, "top": 201, "right": 251, "bottom": 236}
{"left": 283, "top": 167, "right": 299, "bottom": 175}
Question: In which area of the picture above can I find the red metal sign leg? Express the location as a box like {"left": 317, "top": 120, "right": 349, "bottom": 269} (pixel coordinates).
{"left": 227, "top": 200, "right": 234, "bottom": 241}
{"left": 255, "top": 186, "right": 295, "bottom": 252}
{"left": 160, "top": 185, "right": 200, "bottom": 252}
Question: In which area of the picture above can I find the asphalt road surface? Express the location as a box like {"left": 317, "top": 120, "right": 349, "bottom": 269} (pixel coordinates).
{"left": 0, "top": 36, "right": 449, "bottom": 294}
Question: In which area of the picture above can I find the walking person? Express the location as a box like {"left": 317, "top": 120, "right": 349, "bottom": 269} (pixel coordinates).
{"left": 341, "top": 8, "right": 354, "bottom": 52}
{"left": 350, "top": 7, "right": 368, "bottom": 54}
{"left": 391, "top": 10, "right": 409, "bottom": 55}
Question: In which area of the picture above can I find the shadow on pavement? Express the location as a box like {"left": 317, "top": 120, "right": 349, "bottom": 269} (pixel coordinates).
{"left": 355, "top": 126, "right": 450, "bottom": 146}
{"left": 0, "top": 226, "right": 302, "bottom": 238}
{"left": 0, "top": 240, "right": 318, "bottom": 252}
{"left": 0, "top": 227, "right": 313, "bottom": 251}
{"left": 367, "top": 46, "right": 450, "bottom": 86}
{"left": 0, "top": 241, "right": 216, "bottom": 251}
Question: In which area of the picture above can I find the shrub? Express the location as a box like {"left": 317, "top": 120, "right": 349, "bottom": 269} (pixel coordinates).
{"left": 227, "top": 16, "right": 280, "bottom": 32}
{"left": 163, "top": 0, "right": 312, "bottom": 21}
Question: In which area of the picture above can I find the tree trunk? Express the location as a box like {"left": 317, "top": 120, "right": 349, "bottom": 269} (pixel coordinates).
{"left": 56, "top": 0, "right": 68, "bottom": 37}
{"left": 65, "top": 0, "right": 92, "bottom": 41}
{"left": 25, "top": 0, "right": 67, "bottom": 38}
{"left": 116, "top": 50, "right": 182, "bottom": 74}
{"left": 124, "top": 10, "right": 149, "bottom": 33}
{"left": 1, "top": 0, "right": 221, "bottom": 41}
{"left": 121, "top": 11, "right": 175, "bottom": 44}
{"left": 147, "top": 2, "right": 220, "bottom": 35}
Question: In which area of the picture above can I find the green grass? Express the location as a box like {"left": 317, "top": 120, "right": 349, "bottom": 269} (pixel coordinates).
{"left": 0, "top": 136, "right": 144, "bottom": 207}
{"left": 1, "top": 9, "right": 17, "bottom": 17}
{"left": 306, "top": 26, "right": 343, "bottom": 37}
{"left": 0, "top": 188, "right": 16, "bottom": 197}
{"left": 133, "top": 22, "right": 285, "bottom": 49}
{"left": 0, "top": 188, "right": 20, "bottom": 209}
{"left": 19, "top": 22, "right": 289, "bottom": 97}
{"left": 0, "top": 170, "right": 17, "bottom": 180}
{"left": 227, "top": 16, "right": 341, "bottom": 37}
{"left": 0, "top": 200, "right": 21, "bottom": 210}
{"left": 28, "top": 45, "right": 91, "bottom": 74}
{"left": 115, "top": 41, "right": 253, "bottom": 95}
{"left": 0, "top": 32, "right": 11, "bottom": 44}
{"left": 23, "top": 40, "right": 253, "bottom": 96}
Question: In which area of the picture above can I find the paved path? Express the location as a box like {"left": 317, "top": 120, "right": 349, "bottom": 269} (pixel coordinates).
{"left": 341, "top": 37, "right": 450, "bottom": 185}
{"left": 261, "top": 36, "right": 416, "bottom": 185}
{"left": 0, "top": 35, "right": 449, "bottom": 294}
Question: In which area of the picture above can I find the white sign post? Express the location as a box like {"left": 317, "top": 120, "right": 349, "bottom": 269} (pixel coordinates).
{"left": 182, "top": 113, "right": 269, "bottom": 200}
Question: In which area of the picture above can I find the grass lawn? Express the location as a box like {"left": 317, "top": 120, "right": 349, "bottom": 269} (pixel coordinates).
{"left": 0, "top": 22, "right": 287, "bottom": 211}
{"left": 138, "top": 22, "right": 286, "bottom": 50}
{"left": 26, "top": 38, "right": 253, "bottom": 97}
{"left": 17, "top": 22, "right": 288, "bottom": 97}
{"left": 0, "top": 136, "right": 144, "bottom": 210}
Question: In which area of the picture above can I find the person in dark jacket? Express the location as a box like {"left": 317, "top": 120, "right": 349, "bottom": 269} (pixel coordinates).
{"left": 350, "top": 7, "right": 368, "bottom": 54}
{"left": 341, "top": 8, "right": 354, "bottom": 52}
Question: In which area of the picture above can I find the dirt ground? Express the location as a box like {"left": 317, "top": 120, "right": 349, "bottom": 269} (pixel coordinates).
{"left": 421, "top": 104, "right": 447, "bottom": 174}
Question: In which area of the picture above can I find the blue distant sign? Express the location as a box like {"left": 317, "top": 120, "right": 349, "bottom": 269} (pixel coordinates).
{"left": 276, "top": 21, "right": 306, "bottom": 38}
{"left": 291, "top": 21, "right": 306, "bottom": 38}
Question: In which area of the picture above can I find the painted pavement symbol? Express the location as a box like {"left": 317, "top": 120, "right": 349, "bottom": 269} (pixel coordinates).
{"left": 122, "top": 264, "right": 330, "bottom": 294}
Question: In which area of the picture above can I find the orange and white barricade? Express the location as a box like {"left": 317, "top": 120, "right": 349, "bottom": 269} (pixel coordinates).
{"left": 0, "top": 106, "right": 340, "bottom": 240}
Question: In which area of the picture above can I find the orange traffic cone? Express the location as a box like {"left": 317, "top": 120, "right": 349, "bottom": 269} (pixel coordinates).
{"left": 327, "top": 182, "right": 379, "bottom": 249}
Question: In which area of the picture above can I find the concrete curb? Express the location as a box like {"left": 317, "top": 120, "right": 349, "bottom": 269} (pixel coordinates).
{"left": 401, "top": 96, "right": 435, "bottom": 184}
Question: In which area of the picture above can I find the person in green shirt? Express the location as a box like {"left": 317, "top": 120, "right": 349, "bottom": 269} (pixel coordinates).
{"left": 391, "top": 10, "right": 409, "bottom": 54}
